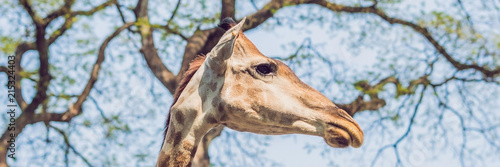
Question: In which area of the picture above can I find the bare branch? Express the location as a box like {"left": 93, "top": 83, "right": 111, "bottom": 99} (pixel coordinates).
{"left": 242, "top": 0, "right": 291, "bottom": 31}
{"left": 338, "top": 76, "right": 430, "bottom": 116}
{"left": 12, "top": 42, "right": 34, "bottom": 110}
{"left": 17, "top": 2, "right": 51, "bottom": 116}
{"left": 156, "top": 25, "right": 189, "bottom": 41}
{"left": 249, "top": 0, "right": 259, "bottom": 11}
{"left": 370, "top": 87, "right": 427, "bottom": 167}
{"left": 16, "top": 0, "right": 116, "bottom": 116}
{"left": 0, "top": 22, "right": 133, "bottom": 166}
{"left": 50, "top": 125, "right": 93, "bottom": 166}
{"left": 113, "top": 0, "right": 140, "bottom": 36}
{"left": 310, "top": 0, "right": 500, "bottom": 78}
{"left": 73, "top": 22, "right": 135, "bottom": 112}
{"left": 19, "top": 0, "right": 43, "bottom": 26}
{"left": 239, "top": 0, "right": 499, "bottom": 77}
{"left": 24, "top": 19, "right": 51, "bottom": 115}
{"left": 47, "top": 15, "right": 74, "bottom": 45}
{"left": 371, "top": 0, "right": 378, "bottom": 7}
{"left": 71, "top": 0, "right": 115, "bottom": 16}
{"left": 115, "top": 1, "right": 128, "bottom": 23}
{"left": 456, "top": 0, "right": 474, "bottom": 27}
{"left": 134, "top": 0, "right": 148, "bottom": 18}
{"left": 48, "top": 0, "right": 115, "bottom": 44}
{"left": 220, "top": 0, "right": 236, "bottom": 20}
{"left": 43, "top": 0, "right": 75, "bottom": 25}
{"left": 135, "top": 0, "right": 178, "bottom": 94}
{"left": 166, "top": 0, "right": 182, "bottom": 28}
{"left": 155, "top": 0, "right": 187, "bottom": 40}
{"left": 337, "top": 95, "right": 386, "bottom": 116}
{"left": 88, "top": 95, "right": 111, "bottom": 122}
{"left": 0, "top": 66, "right": 7, "bottom": 74}
{"left": 240, "top": 0, "right": 316, "bottom": 31}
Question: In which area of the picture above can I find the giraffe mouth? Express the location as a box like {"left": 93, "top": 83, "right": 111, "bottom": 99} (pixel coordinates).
{"left": 324, "top": 122, "right": 363, "bottom": 148}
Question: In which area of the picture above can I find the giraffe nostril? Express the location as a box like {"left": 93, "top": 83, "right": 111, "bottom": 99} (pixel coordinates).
{"left": 326, "top": 122, "right": 338, "bottom": 127}
{"left": 324, "top": 125, "right": 351, "bottom": 148}
{"left": 333, "top": 137, "right": 349, "bottom": 147}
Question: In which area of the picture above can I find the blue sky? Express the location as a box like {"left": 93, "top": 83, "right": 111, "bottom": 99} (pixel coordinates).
{"left": 1, "top": 0, "right": 500, "bottom": 166}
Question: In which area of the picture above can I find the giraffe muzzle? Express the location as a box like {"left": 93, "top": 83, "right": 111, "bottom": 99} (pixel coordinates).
{"left": 324, "top": 121, "right": 364, "bottom": 148}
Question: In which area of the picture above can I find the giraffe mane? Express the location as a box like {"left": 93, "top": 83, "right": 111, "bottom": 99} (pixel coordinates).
{"left": 164, "top": 55, "right": 206, "bottom": 139}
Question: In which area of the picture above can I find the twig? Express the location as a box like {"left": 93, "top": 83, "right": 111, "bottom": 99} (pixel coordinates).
{"left": 50, "top": 125, "right": 93, "bottom": 167}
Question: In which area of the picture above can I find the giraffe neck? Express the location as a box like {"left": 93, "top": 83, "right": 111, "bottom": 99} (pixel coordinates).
{"left": 157, "top": 130, "right": 198, "bottom": 167}
{"left": 157, "top": 108, "right": 217, "bottom": 166}
{"left": 157, "top": 62, "right": 220, "bottom": 166}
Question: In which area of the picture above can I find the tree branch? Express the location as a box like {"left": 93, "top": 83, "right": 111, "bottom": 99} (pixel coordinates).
{"left": 71, "top": 0, "right": 115, "bottom": 16}
{"left": 0, "top": 66, "right": 6, "bottom": 74}
{"left": 49, "top": 125, "right": 93, "bottom": 166}
{"left": 241, "top": 0, "right": 500, "bottom": 77}
{"left": 241, "top": 0, "right": 289, "bottom": 31}
{"left": 12, "top": 42, "right": 34, "bottom": 110}
{"left": 337, "top": 95, "right": 386, "bottom": 116}
{"left": 155, "top": 0, "right": 186, "bottom": 40}
{"left": 220, "top": 0, "right": 236, "bottom": 20}
{"left": 43, "top": 0, "right": 75, "bottom": 25}
{"left": 24, "top": 16, "right": 51, "bottom": 115}
{"left": 115, "top": 0, "right": 128, "bottom": 23}
{"left": 19, "top": 0, "right": 43, "bottom": 27}
{"left": 166, "top": 0, "right": 181, "bottom": 28}
{"left": 156, "top": 25, "right": 188, "bottom": 41}
{"left": 135, "top": 0, "right": 178, "bottom": 94}
{"left": 310, "top": 0, "right": 500, "bottom": 78}
{"left": 337, "top": 76, "right": 430, "bottom": 116}
{"left": 17, "top": 0, "right": 116, "bottom": 115}
{"left": 48, "top": 0, "right": 115, "bottom": 45}
{"left": 114, "top": 0, "right": 138, "bottom": 34}
{"left": 73, "top": 22, "right": 135, "bottom": 114}
{"left": 370, "top": 87, "right": 427, "bottom": 167}
{"left": 47, "top": 14, "right": 74, "bottom": 46}
{"left": 0, "top": 22, "right": 133, "bottom": 167}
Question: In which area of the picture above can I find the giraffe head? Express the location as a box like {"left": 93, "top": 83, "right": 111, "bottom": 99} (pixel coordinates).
{"left": 167, "top": 18, "right": 363, "bottom": 151}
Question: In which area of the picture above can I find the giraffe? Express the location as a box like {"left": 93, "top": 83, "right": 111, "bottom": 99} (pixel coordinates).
{"left": 157, "top": 17, "right": 364, "bottom": 167}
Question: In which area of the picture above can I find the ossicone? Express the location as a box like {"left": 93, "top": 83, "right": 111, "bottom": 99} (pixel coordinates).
{"left": 219, "top": 17, "right": 237, "bottom": 31}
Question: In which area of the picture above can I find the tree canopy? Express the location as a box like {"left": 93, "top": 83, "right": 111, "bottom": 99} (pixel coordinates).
{"left": 1, "top": 0, "right": 499, "bottom": 166}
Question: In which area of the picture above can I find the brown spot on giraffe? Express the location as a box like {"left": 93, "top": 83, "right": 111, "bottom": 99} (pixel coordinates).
{"left": 182, "top": 140, "right": 194, "bottom": 152}
{"left": 172, "top": 132, "right": 182, "bottom": 147}
{"left": 279, "top": 114, "right": 297, "bottom": 125}
{"left": 220, "top": 113, "right": 229, "bottom": 122}
{"left": 157, "top": 152, "right": 169, "bottom": 167}
{"left": 231, "top": 83, "right": 244, "bottom": 95}
{"left": 211, "top": 96, "right": 221, "bottom": 108}
{"left": 247, "top": 88, "right": 263, "bottom": 99}
{"left": 175, "top": 112, "right": 185, "bottom": 124}
{"left": 205, "top": 114, "right": 218, "bottom": 124}
{"left": 208, "top": 82, "right": 217, "bottom": 92}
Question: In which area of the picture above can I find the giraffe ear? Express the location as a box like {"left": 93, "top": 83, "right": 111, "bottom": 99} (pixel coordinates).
{"left": 207, "top": 17, "right": 246, "bottom": 74}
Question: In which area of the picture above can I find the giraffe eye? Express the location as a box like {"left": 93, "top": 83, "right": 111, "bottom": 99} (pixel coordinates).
{"left": 255, "top": 63, "right": 275, "bottom": 75}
